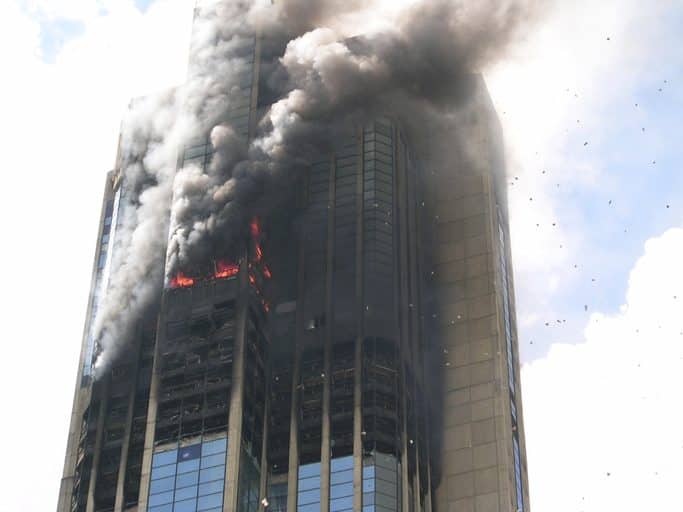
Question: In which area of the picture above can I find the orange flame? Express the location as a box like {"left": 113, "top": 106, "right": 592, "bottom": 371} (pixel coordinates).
{"left": 249, "top": 274, "right": 256, "bottom": 285}
{"left": 215, "top": 260, "right": 239, "bottom": 279}
{"left": 170, "top": 272, "right": 195, "bottom": 289}
{"left": 263, "top": 266, "right": 272, "bottom": 279}
{"left": 250, "top": 218, "right": 260, "bottom": 238}
{"left": 255, "top": 244, "right": 263, "bottom": 262}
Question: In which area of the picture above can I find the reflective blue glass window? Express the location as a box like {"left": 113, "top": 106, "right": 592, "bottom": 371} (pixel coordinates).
{"left": 176, "top": 471, "right": 199, "bottom": 489}
{"left": 149, "top": 504, "right": 173, "bottom": 512}
{"left": 199, "top": 480, "right": 224, "bottom": 497}
{"left": 197, "top": 492, "right": 223, "bottom": 510}
{"left": 148, "top": 491, "right": 174, "bottom": 507}
{"left": 150, "top": 476, "right": 175, "bottom": 495}
{"left": 179, "top": 444, "right": 202, "bottom": 462}
{"left": 331, "top": 482, "right": 353, "bottom": 499}
{"left": 178, "top": 459, "right": 201, "bottom": 474}
{"left": 298, "top": 503, "right": 319, "bottom": 512}
{"left": 330, "top": 456, "right": 353, "bottom": 472}
{"left": 153, "top": 450, "right": 177, "bottom": 468}
{"left": 202, "top": 438, "right": 228, "bottom": 456}
{"left": 174, "top": 485, "right": 198, "bottom": 502}
{"left": 199, "top": 465, "right": 225, "bottom": 484}
{"left": 298, "top": 475, "right": 320, "bottom": 491}
{"left": 151, "top": 464, "right": 177, "bottom": 480}
{"left": 174, "top": 498, "right": 197, "bottom": 512}
{"left": 331, "top": 469, "right": 354, "bottom": 485}
{"left": 298, "top": 462, "right": 321, "bottom": 479}
{"left": 149, "top": 438, "right": 227, "bottom": 512}
{"left": 201, "top": 453, "right": 225, "bottom": 469}
{"left": 330, "top": 495, "right": 353, "bottom": 511}
{"left": 363, "top": 453, "right": 399, "bottom": 511}
{"left": 298, "top": 488, "right": 320, "bottom": 505}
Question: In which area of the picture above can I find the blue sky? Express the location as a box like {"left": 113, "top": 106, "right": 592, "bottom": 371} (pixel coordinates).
{"left": 0, "top": 1, "right": 681, "bottom": 511}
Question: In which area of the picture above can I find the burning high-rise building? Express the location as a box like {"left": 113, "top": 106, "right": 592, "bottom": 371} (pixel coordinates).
{"left": 58, "top": 2, "right": 531, "bottom": 512}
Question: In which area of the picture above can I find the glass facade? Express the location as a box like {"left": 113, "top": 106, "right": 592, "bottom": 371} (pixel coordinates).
{"left": 330, "top": 456, "right": 354, "bottom": 512}
{"left": 267, "top": 481, "right": 288, "bottom": 512}
{"left": 147, "top": 437, "right": 227, "bottom": 512}
{"left": 363, "top": 452, "right": 400, "bottom": 512}
{"left": 497, "top": 207, "right": 525, "bottom": 512}
{"left": 297, "top": 462, "right": 321, "bottom": 512}
{"left": 83, "top": 184, "right": 121, "bottom": 381}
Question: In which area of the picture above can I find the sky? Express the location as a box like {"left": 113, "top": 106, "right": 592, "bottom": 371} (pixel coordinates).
{"left": 0, "top": 0, "right": 681, "bottom": 511}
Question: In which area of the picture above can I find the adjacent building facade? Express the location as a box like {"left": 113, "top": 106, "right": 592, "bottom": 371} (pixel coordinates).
{"left": 57, "top": 11, "right": 530, "bottom": 512}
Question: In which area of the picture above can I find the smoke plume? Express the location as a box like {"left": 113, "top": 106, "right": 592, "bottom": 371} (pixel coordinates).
{"left": 92, "top": 0, "right": 546, "bottom": 375}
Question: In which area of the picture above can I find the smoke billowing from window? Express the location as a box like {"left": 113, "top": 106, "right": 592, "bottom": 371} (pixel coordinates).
{"left": 92, "top": 0, "right": 546, "bottom": 376}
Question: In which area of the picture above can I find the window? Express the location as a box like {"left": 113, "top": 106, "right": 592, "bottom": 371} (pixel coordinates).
{"left": 297, "top": 462, "right": 321, "bottom": 511}
{"left": 147, "top": 437, "right": 227, "bottom": 512}
{"left": 362, "top": 452, "right": 400, "bottom": 511}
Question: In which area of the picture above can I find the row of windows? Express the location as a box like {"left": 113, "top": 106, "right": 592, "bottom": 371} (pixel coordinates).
{"left": 297, "top": 461, "right": 321, "bottom": 511}
{"left": 330, "top": 456, "right": 354, "bottom": 512}
{"left": 498, "top": 209, "right": 525, "bottom": 512}
{"left": 362, "top": 454, "right": 400, "bottom": 512}
{"left": 148, "top": 438, "right": 227, "bottom": 512}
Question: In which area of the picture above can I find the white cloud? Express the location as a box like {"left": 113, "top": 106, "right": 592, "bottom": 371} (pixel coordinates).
{"left": 522, "top": 227, "right": 683, "bottom": 511}
{"left": 485, "top": 0, "right": 676, "bottom": 334}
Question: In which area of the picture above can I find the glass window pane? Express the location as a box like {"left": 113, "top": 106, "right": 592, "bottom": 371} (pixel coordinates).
{"left": 331, "top": 469, "right": 353, "bottom": 485}
{"left": 200, "top": 453, "right": 225, "bottom": 469}
{"left": 149, "top": 504, "right": 173, "bottom": 512}
{"left": 298, "top": 503, "right": 320, "bottom": 512}
{"left": 153, "top": 450, "right": 177, "bottom": 468}
{"left": 331, "top": 456, "right": 354, "bottom": 472}
{"left": 150, "top": 476, "right": 175, "bottom": 495}
{"left": 197, "top": 492, "right": 223, "bottom": 511}
{"left": 173, "top": 498, "right": 197, "bottom": 512}
{"left": 178, "top": 459, "right": 200, "bottom": 474}
{"left": 330, "top": 495, "right": 354, "bottom": 511}
{"left": 298, "top": 488, "right": 320, "bottom": 506}
{"left": 331, "top": 482, "right": 353, "bottom": 499}
{"left": 298, "top": 462, "right": 321, "bottom": 479}
{"left": 178, "top": 444, "right": 202, "bottom": 462}
{"left": 176, "top": 471, "right": 199, "bottom": 489}
{"left": 297, "top": 476, "right": 320, "bottom": 491}
{"left": 151, "top": 464, "right": 176, "bottom": 481}
{"left": 198, "top": 480, "right": 224, "bottom": 497}
{"left": 148, "top": 491, "right": 174, "bottom": 507}
{"left": 199, "top": 465, "right": 225, "bottom": 484}
{"left": 202, "top": 438, "right": 227, "bottom": 456}
{"left": 174, "top": 485, "right": 198, "bottom": 502}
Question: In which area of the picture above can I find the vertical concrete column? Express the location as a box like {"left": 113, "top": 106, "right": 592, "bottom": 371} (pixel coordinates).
{"left": 258, "top": 355, "right": 271, "bottom": 512}
{"left": 320, "top": 155, "right": 336, "bottom": 512}
{"left": 137, "top": 315, "right": 164, "bottom": 512}
{"left": 114, "top": 331, "right": 144, "bottom": 512}
{"left": 85, "top": 378, "right": 110, "bottom": 512}
{"left": 353, "top": 128, "right": 366, "bottom": 512}
{"left": 224, "top": 252, "right": 250, "bottom": 511}
{"left": 287, "top": 241, "right": 306, "bottom": 512}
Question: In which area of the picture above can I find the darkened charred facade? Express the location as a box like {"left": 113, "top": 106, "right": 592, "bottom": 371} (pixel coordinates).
{"left": 58, "top": 16, "right": 530, "bottom": 512}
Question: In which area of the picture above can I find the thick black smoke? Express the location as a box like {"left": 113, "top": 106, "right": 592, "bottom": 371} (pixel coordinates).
{"left": 93, "top": 0, "right": 547, "bottom": 374}
{"left": 166, "top": 0, "right": 547, "bottom": 274}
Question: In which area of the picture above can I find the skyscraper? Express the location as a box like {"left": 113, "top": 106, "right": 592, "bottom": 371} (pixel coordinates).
{"left": 58, "top": 6, "right": 530, "bottom": 512}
